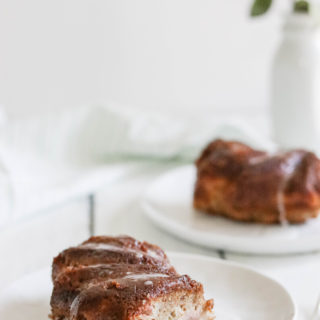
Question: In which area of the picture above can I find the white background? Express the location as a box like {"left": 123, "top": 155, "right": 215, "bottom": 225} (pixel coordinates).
{"left": 0, "top": 0, "right": 289, "bottom": 118}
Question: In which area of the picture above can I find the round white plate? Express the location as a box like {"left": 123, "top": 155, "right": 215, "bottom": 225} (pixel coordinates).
{"left": 142, "top": 165, "right": 320, "bottom": 255}
{"left": 0, "top": 253, "right": 296, "bottom": 320}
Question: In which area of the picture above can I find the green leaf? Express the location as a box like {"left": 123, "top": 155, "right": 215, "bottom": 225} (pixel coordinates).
{"left": 250, "top": 0, "right": 272, "bottom": 17}
{"left": 293, "top": 0, "right": 309, "bottom": 14}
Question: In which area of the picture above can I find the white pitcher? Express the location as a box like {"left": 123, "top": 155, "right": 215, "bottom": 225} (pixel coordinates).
{"left": 271, "top": 10, "right": 320, "bottom": 152}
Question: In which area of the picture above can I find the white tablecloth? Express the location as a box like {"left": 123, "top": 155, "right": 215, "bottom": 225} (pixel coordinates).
{"left": 1, "top": 162, "right": 319, "bottom": 320}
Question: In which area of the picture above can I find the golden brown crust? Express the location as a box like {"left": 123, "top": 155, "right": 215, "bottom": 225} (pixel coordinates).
{"left": 50, "top": 236, "right": 213, "bottom": 320}
{"left": 194, "top": 139, "right": 320, "bottom": 224}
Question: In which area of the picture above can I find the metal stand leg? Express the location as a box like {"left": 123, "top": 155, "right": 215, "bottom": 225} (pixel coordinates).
{"left": 218, "top": 250, "right": 226, "bottom": 260}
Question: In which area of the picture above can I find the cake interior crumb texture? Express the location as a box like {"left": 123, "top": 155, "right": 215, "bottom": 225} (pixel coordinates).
{"left": 137, "top": 291, "right": 214, "bottom": 320}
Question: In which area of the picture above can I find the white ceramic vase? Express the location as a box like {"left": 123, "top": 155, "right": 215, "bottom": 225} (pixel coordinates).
{"left": 271, "top": 11, "right": 320, "bottom": 152}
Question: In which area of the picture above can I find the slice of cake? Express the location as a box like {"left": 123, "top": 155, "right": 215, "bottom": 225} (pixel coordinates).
{"left": 194, "top": 139, "right": 320, "bottom": 224}
{"left": 50, "top": 235, "right": 215, "bottom": 320}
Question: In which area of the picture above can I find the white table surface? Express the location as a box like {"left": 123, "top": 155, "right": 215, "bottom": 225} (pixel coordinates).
{"left": 1, "top": 162, "right": 320, "bottom": 320}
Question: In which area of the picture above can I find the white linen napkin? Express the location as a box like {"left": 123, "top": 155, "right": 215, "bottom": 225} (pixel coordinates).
{"left": 0, "top": 103, "right": 275, "bottom": 224}
{"left": 74, "top": 103, "right": 276, "bottom": 160}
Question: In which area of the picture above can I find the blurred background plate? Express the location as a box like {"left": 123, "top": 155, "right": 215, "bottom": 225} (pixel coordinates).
{"left": 0, "top": 252, "right": 296, "bottom": 320}
{"left": 142, "top": 165, "right": 320, "bottom": 255}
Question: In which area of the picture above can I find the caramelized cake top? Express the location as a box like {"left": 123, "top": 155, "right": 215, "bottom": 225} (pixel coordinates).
{"left": 51, "top": 236, "right": 205, "bottom": 320}
{"left": 195, "top": 139, "right": 320, "bottom": 223}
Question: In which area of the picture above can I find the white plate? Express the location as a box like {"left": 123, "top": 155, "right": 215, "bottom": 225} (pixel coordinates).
{"left": 0, "top": 253, "right": 296, "bottom": 320}
{"left": 142, "top": 165, "right": 320, "bottom": 255}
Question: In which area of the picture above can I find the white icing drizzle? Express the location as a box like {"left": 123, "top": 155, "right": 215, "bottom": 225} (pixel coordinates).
{"left": 83, "top": 263, "right": 112, "bottom": 269}
{"left": 70, "top": 283, "right": 100, "bottom": 319}
{"left": 70, "top": 293, "right": 82, "bottom": 320}
{"left": 277, "top": 188, "right": 288, "bottom": 226}
{"left": 80, "top": 242, "right": 143, "bottom": 258}
{"left": 249, "top": 151, "right": 303, "bottom": 225}
{"left": 248, "top": 155, "right": 268, "bottom": 165}
{"left": 123, "top": 273, "right": 169, "bottom": 280}
{"left": 277, "top": 152, "right": 302, "bottom": 226}
{"left": 69, "top": 273, "right": 169, "bottom": 316}
{"left": 145, "top": 248, "right": 161, "bottom": 259}
{"left": 79, "top": 242, "right": 163, "bottom": 261}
